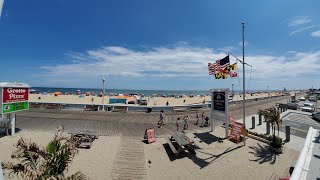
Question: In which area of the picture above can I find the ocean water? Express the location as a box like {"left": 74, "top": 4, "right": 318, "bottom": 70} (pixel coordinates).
{"left": 31, "top": 87, "right": 212, "bottom": 96}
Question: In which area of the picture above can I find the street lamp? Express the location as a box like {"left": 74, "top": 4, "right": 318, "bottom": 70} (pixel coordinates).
{"left": 102, "top": 77, "right": 106, "bottom": 111}
{"left": 267, "top": 86, "right": 269, "bottom": 97}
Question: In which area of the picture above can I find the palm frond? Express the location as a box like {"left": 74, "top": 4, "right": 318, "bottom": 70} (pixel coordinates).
{"left": 2, "top": 126, "right": 85, "bottom": 179}
{"left": 66, "top": 171, "right": 87, "bottom": 180}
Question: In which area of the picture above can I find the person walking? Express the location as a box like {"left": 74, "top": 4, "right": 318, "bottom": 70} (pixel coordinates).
{"left": 201, "top": 112, "right": 205, "bottom": 127}
{"left": 157, "top": 110, "right": 165, "bottom": 128}
{"left": 176, "top": 117, "right": 180, "bottom": 131}
{"left": 183, "top": 116, "right": 189, "bottom": 130}
{"left": 195, "top": 112, "right": 199, "bottom": 125}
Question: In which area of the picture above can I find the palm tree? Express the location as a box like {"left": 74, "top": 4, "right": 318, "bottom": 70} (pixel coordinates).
{"left": 258, "top": 107, "right": 282, "bottom": 148}
{"left": 1, "top": 126, "right": 86, "bottom": 179}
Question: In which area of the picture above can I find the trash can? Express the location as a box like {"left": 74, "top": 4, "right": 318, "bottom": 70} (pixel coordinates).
{"left": 147, "top": 107, "right": 152, "bottom": 113}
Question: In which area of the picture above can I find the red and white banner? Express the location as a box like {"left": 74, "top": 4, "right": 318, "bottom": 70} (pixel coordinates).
{"left": 2, "top": 88, "right": 29, "bottom": 103}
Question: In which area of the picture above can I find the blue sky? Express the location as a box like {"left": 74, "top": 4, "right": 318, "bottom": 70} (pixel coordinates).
{"left": 0, "top": 0, "right": 320, "bottom": 90}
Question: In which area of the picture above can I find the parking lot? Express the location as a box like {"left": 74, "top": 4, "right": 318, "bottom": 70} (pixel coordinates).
{"left": 296, "top": 97, "right": 319, "bottom": 111}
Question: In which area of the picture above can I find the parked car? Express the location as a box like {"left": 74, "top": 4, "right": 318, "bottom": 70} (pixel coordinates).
{"left": 312, "top": 112, "right": 320, "bottom": 121}
{"left": 301, "top": 103, "right": 315, "bottom": 112}
{"left": 299, "top": 96, "right": 306, "bottom": 101}
{"left": 309, "top": 96, "right": 317, "bottom": 102}
{"left": 287, "top": 102, "right": 298, "bottom": 110}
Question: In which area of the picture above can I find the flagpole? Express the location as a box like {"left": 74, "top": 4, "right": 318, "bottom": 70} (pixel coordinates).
{"left": 242, "top": 21, "right": 246, "bottom": 146}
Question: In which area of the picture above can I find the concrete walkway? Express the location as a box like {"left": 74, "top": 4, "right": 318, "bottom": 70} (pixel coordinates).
{"left": 236, "top": 113, "right": 306, "bottom": 152}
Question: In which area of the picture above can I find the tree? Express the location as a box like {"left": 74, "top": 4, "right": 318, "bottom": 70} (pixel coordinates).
{"left": 1, "top": 126, "right": 86, "bottom": 179}
{"left": 258, "top": 107, "right": 282, "bottom": 148}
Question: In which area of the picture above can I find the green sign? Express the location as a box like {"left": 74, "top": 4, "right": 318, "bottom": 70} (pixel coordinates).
{"left": 2, "top": 101, "right": 29, "bottom": 114}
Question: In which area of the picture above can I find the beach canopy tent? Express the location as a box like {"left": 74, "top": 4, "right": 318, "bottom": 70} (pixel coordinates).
{"left": 54, "top": 92, "right": 62, "bottom": 96}
{"left": 116, "top": 95, "right": 129, "bottom": 99}
{"left": 86, "top": 92, "right": 91, "bottom": 96}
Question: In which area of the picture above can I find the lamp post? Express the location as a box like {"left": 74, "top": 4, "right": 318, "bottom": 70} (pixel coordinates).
{"left": 102, "top": 77, "right": 105, "bottom": 111}
{"left": 267, "top": 86, "right": 269, "bottom": 97}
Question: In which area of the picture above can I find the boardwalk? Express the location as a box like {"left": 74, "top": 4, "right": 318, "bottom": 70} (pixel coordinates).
{"left": 15, "top": 96, "right": 290, "bottom": 138}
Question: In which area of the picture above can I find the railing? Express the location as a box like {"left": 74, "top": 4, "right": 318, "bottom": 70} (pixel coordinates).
{"left": 27, "top": 94, "right": 289, "bottom": 112}
{"left": 291, "top": 127, "right": 315, "bottom": 180}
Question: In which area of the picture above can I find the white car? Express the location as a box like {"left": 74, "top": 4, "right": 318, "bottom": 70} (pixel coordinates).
{"left": 301, "top": 103, "right": 315, "bottom": 112}
{"left": 309, "top": 96, "right": 317, "bottom": 102}
{"left": 299, "top": 96, "right": 306, "bottom": 101}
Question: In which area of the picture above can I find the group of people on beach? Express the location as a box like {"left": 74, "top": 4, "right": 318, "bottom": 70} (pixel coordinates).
{"left": 157, "top": 110, "right": 210, "bottom": 132}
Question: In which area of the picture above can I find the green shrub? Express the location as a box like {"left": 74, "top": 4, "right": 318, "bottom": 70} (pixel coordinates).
{"left": 270, "top": 136, "right": 283, "bottom": 149}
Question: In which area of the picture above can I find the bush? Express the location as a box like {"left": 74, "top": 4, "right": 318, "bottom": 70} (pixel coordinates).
{"left": 249, "top": 131, "right": 282, "bottom": 148}
{"left": 270, "top": 136, "right": 283, "bottom": 149}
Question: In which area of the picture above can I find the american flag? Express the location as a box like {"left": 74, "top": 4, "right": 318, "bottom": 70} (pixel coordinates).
{"left": 208, "top": 55, "right": 230, "bottom": 75}
{"left": 217, "top": 55, "right": 230, "bottom": 70}
{"left": 208, "top": 62, "right": 220, "bottom": 75}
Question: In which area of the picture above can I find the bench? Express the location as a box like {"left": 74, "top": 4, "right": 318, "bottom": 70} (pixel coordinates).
{"left": 173, "top": 106, "right": 187, "bottom": 112}
{"left": 46, "top": 104, "right": 63, "bottom": 109}
{"left": 30, "top": 103, "right": 43, "bottom": 108}
{"left": 166, "top": 137, "right": 178, "bottom": 155}
{"left": 190, "top": 106, "right": 204, "bottom": 111}
{"left": 166, "top": 132, "right": 197, "bottom": 157}
{"left": 112, "top": 106, "right": 128, "bottom": 112}
{"left": 84, "top": 105, "right": 99, "bottom": 111}
{"left": 69, "top": 130, "right": 98, "bottom": 149}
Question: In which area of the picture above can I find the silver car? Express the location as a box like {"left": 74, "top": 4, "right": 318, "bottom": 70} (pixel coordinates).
{"left": 309, "top": 96, "right": 317, "bottom": 102}
{"left": 301, "top": 103, "right": 315, "bottom": 112}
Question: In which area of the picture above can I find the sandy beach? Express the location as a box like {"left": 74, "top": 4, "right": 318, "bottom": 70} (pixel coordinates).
{"left": 0, "top": 126, "right": 298, "bottom": 180}
{"left": 29, "top": 92, "right": 282, "bottom": 106}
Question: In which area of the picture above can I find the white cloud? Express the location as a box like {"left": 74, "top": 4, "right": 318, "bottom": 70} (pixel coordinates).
{"left": 310, "top": 30, "right": 320, "bottom": 38}
{"left": 38, "top": 43, "right": 320, "bottom": 83}
{"left": 288, "top": 17, "right": 312, "bottom": 26}
{"left": 290, "top": 25, "right": 320, "bottom": 36}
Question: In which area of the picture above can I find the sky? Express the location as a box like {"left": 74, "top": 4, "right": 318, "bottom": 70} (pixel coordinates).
{"left": 0, "top": 0, "right": 320, "bottom": 91}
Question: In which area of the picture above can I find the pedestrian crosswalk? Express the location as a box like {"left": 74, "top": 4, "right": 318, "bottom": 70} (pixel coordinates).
{"left": 283, "top": 113, "right": 320, "bottom": 128}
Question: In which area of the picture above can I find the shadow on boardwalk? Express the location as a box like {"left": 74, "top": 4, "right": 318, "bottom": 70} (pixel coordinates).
{"left": 163, "top": 143, "right": 242, "bottom": 169}
{"left": 193, "top": 132, "right": 222, "bottom": 145}
{"left": 249, "top": 143, "right": 278, "bottom": 164}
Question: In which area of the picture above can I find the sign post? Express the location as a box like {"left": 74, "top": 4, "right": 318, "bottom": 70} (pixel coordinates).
{"left": 211, "top": 89, "right": 229, "bottom": 138}
{"left": 0, "top": 82, "right": 30, "bottom": 136}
